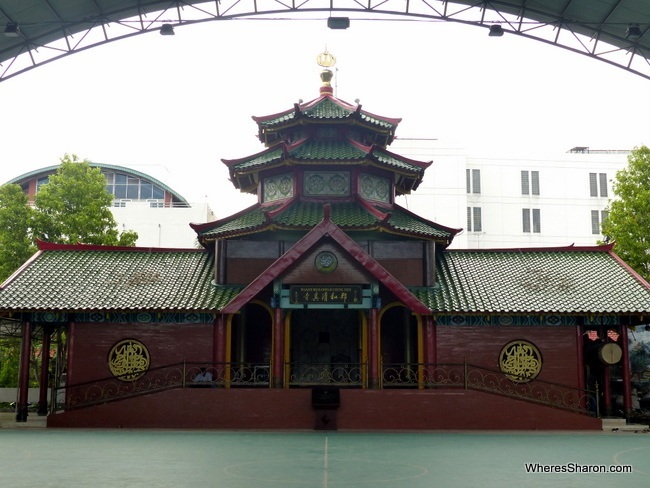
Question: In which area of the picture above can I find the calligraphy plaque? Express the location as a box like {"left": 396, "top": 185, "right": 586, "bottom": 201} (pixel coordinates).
{"left": 290, "top": 285, "right": 362, "bottom": 305}
{"left": 108, "top": 338, "right": 151, "bottom": 382}
{"left": 498, "top": 340, "right": 542, "bottom": 383}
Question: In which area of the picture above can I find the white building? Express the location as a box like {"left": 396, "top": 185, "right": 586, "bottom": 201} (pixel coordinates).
{"left": 8, "top": 163, "right": 215, "bottom": 248}
{"left": 392, "top": 138, "right": 630, "bottom": 249}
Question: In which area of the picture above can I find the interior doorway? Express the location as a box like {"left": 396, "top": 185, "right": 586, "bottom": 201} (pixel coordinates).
{"left": 289, "top": 309, "right": 362, "bottom": 386}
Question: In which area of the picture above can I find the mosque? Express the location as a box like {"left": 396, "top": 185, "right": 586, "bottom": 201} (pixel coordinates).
{"left": 2, "top": 52, "right": 648, "bottom": 429}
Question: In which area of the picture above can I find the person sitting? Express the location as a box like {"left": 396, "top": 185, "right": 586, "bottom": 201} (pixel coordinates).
{"left": 193, "top": 367, "right": 213, "bottom": 383}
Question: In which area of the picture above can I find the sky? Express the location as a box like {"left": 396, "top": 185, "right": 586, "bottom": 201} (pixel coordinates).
{"left": 0, "top": 15, "right": 649, "bottom": 217}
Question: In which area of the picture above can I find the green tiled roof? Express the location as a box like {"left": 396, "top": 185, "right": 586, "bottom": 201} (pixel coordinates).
{"left": 385, "top": 207, "right": 454, "bottom": 239}
{"left": 229, "top": 140, "right": 426, "bottom": 178}
{"left": 289, "top": 140, "right": 367, "bottom": 160}
{"left": 197, "top": 200, "right": 455, "bottom": 242}
{"left": 302, "top": 97, "right": 353, "bottom": 120}
{"left": 410, "top": 249, "right": 650, "bottom": 314}
{"left": 274, "top": 201, "right": 378, "bottom": 228}
{"left": 372, "top": 148, "right": 427, "bottom": 173}
{"left": 228, "top": 147, "right": 284, "bottom": 172}
{"left": 258, "top": 97, "right": 396, "bottom": 129}
{"left": 0, "top": 249, "right": 243, "bottom": 312}
{"left": 196, "top": 204, "right": 282, "bottom": 239}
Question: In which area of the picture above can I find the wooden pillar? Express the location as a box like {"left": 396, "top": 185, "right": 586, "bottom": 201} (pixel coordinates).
{"left": 422, "top": 316, "right": 436, "bottom": 365}
{"left": 368, "top": 308, "right": 379, "bottom": 389}
{"left": 575, "top": 324, "right": 586, "bottom": 410}
{"left": 620, "top": 325, "right": 632, "bottom": 417}
{"left": 602, "top": 365, "right": 612, "bottom": 416}
{"left": 272, "top": 307, "right": 285, "bottom": 388}
{"left": 422, "top": 316, "right": 436, "bottom": 385}
{"left": 37, "top": 327, "right": 51, "bottom": 416}
{"left": 213, "top": 314, "right": 227, "bottom": 381}
{"left": 16, "top": 321, "right": 32, "bottom": 422}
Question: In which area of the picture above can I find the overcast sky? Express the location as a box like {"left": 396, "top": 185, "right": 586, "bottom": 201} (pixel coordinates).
{"left": 0, "top": 17, "right": 648, "bottom": 217}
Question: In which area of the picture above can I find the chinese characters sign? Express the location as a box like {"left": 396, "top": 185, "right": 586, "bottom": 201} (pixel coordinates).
{"left": 290, "top": 286, "right": 362, "bottom": 305}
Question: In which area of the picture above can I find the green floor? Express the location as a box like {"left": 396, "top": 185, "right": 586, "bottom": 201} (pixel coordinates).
{"left": 0, "top": 430, "right": 647, "bottom": 487}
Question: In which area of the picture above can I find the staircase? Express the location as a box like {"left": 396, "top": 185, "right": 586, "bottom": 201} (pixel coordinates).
{"left": 601, "top": 417, "right": 649, "bottom": 432}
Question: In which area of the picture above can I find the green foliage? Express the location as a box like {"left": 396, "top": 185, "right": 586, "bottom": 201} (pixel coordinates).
{"left": 601, "top": 146, "right": 650, "bottom": 281}
{"left": 33, "top": 154, "right": 138, "bottom": 246}
{"left": 630, "top": 340, "right": 650, "bottom": 376}
{"left": 0, "top": 184, "right": 36, "bottom": 282}
{"left": 0, "top": 338, "right": 20, "bottom": 387}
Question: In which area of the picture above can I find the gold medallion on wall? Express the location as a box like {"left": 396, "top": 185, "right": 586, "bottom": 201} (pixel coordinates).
{"left": 498, "top": 340, "right": 542, "bottom": 383}
{"left": 108, "top": 338, "right": 151, "bottom": 381}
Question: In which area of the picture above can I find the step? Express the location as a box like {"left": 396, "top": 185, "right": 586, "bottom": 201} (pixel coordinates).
{"left": 601, "top": 417, "right": 649, "bottom": 432}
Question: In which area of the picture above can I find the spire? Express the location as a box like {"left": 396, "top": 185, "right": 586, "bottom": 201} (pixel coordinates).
{"left": 316, "top": 49, "right": 336, "bottom": 96}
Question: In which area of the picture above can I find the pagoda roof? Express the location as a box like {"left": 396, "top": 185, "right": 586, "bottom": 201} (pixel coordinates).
{"left": 252, "top": 95, "right": 401, "bottom": 134}
{"left": 1, "top": 242, "right": 649, "bottom": 318}
{"left": 410, "top": 244, "right": 650, "bottom": 315}
{"left": 191, "top": 198, "right": 459, "bottom": 246}
{"left": 0, "top": 242, "right": 242, "bottom": 313}
{"left": 223, "top": 137, "right": 431, "bottom": 195}
{"left": 221, "top": 208, "right": 430, "bottom": 315}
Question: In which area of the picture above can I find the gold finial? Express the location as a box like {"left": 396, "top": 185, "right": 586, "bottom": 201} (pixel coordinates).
{"left": 317, "top": 49, "right": 336, "bottom": 94}
{"left": 317, "top": 49, "right": 336, "bottom": 68}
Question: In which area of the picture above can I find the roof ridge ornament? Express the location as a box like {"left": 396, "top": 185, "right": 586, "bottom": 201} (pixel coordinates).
{"left": 317, "top": 49, "right": 336, "bottom": 96}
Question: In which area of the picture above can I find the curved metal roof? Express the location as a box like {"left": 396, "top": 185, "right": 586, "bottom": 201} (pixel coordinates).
{"left": 7, "top": 162, "right": 189, "bottom": 204}
{"left": 0, "top": 1, "right": 649, "bottom": 82}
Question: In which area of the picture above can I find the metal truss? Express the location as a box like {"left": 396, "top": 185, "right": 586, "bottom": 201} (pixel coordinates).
{"left": 0, "top": 1, "right": 649, "bottom": 82}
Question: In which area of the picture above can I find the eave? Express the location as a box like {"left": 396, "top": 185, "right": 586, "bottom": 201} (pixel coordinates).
{"left": 221, "top": 205, "right": 430, "bottom": 315}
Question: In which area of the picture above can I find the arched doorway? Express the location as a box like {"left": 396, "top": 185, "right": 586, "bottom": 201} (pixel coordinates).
{"left": 288, "top": 309, "right": 362, "bottom": 387}
{"left": 229, "top": 301, "right": 273, "bottom": 386}
{"left": 380, "top": 304, "right": 420, "bottom": 388}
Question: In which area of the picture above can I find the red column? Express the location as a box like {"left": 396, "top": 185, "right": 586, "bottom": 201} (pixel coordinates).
{"left": 575, "top": 325, "right": 585, "bottom": 387}
{"left": 575, "top": 325, "right": 586, "bottom": 410}
{"left": 620, "top": 326, "right": 632, "bottom": 417}
{"left": 422, "top": 316, "right": 436, "bottom": 385}
{"left": 603, "top": 365, "right": 612, "bottom": 416}
{"left": 213, "top": 314, "right": 227, "bottom": 381}
{"left": 368, "top": 308, "right": 379, "bottom": 389}
{"left": 16, "top": 321, "right": 32, "bottom": 422}
{"left": 37, "top": 327, "right": 51, "bottom": 416}
{"left": 422, "top": 316, "right": 436, "bottom": 365}
{"left": 272, "top": 307, "right": 285, "bottom": 388}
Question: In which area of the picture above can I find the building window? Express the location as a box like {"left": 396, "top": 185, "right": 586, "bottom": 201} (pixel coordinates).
{"left": 589, "top": 173, "right": 608, "bottom": 197}
{"left": 521, "top": 170, "right": 540, "bottom": 195}
{"left": 467, "top": 207, "right": 482, "bottom": 232}
{"left": 104, "top": 171, "right": 165, "bottom": 201}
{"left": 523, "top": 208, "right": 541, "bottom": 233}
{"left": 36, "top": 176, "right": 49, "bottom": 192}
{"left": 591, "top": 209, "right": 609, "bottom": 235}
{"left": 466, "top": 169, "right": 481, "bottom": 194}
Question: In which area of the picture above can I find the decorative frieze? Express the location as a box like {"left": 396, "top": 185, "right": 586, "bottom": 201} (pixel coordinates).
{"left": 263, "top": 173, "right": 294, "bottom": 202}
{"left": 359, "top": 173, "right": 390, "bottom": 202}
{"left": 304, "top": 171, "right": 350, "bottom": 196}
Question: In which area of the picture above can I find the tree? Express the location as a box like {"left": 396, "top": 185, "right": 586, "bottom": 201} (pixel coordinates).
{"left": 0, "top": 184, "right": 36, "bottom": 282}
{"left": 601, "top": 145, "right": 650, "bottom": 281}
{"left": 33, "top": 154, "right": 138, "bottom": 246}
{"left": 0, "top": 155, "right": 137, "bottom": 388}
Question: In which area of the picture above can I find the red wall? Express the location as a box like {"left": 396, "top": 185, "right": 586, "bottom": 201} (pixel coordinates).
{"left": 58, "top": 323, "right": 593, "bottom": 430}
{"left": 47, "top": 387, "right": 601, "bottom": 430}
{"left": 68, "top": 322, "right": 213, "bottom": 385}
{"left": 436, "top": 325, "right": 580, "bottom": 387}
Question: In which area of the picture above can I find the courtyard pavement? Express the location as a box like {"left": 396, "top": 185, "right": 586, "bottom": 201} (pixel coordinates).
{"left": 0, "top": 412, "right": 648, "bottom": 487}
